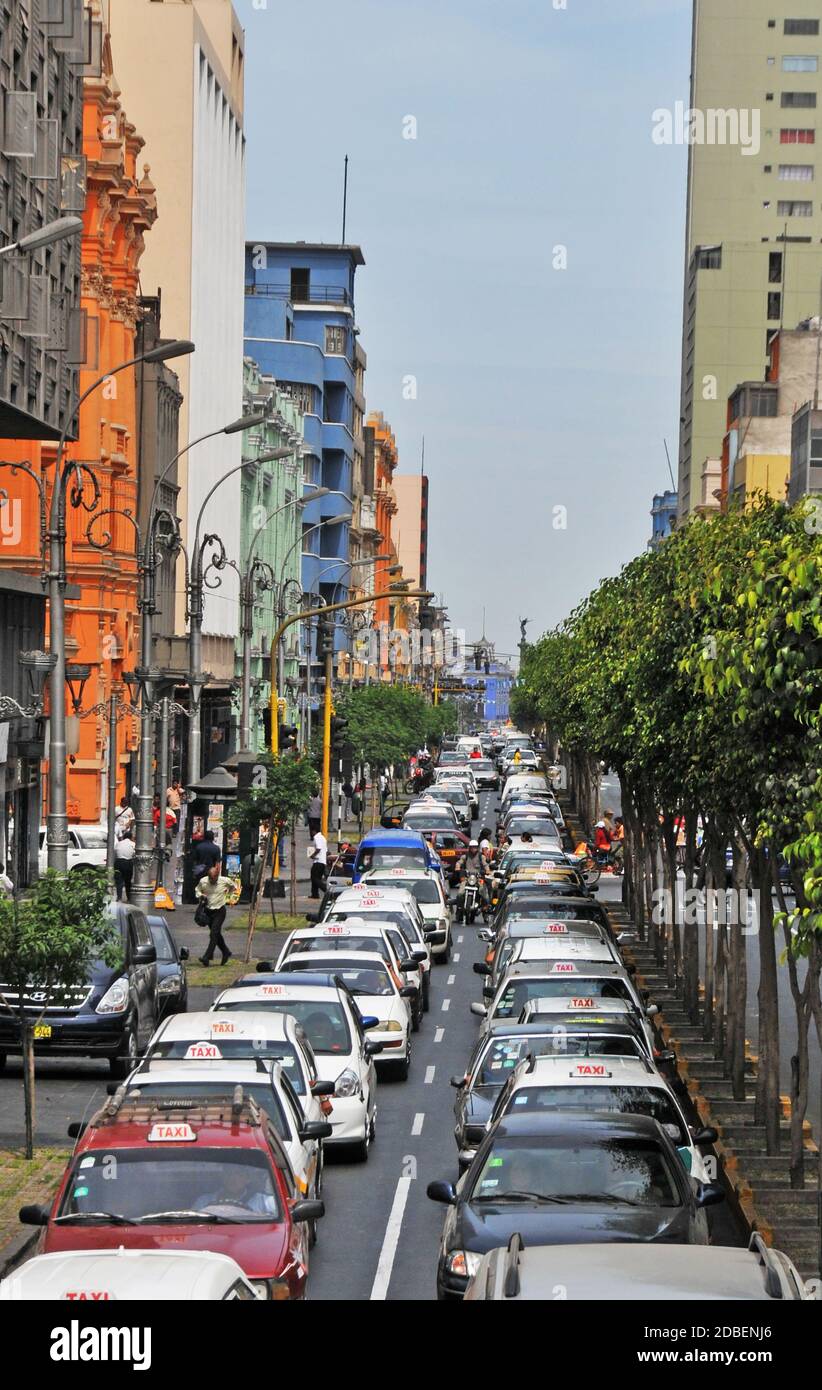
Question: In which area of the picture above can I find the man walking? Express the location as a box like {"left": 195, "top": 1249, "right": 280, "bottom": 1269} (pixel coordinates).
{"left": 114, "top": 795, "right": 134, "bottom": 841}
{"left": 309, "top": 826, "right": 328, "bottom": 899}
{"left": 113, "top": 829, "right": 136, "bottom": 901}
{"left": 195, "top": 862, "right": 234, "bottom": 967}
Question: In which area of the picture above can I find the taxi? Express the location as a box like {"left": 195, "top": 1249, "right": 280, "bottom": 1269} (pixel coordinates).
{"left": 471, "top": 961, "right": 654, "bottom": 1047}
{"left": 0, "top": 1248, "right": 260, "bottom": 1301}
{"left": 517, "top": 995, "right": 670, "bottom": 1065}
{"left": 358, "top": 869, "right": 451, "bottom": 964}
{"left": 487, "top": 1053, "right": 719, "bottom": 1183}
{"left": 275, "top": 921, "right": 425, "bottom": 1031}
{"left": 280, "top": 951, "right": 414, "bottom": 1080}
{"left": 476, "top": 926, "right": 621, "bottom": 993}
{"left": 479, "top": 917, "right": 617, "bottom": 976}
{"left": 20, "top": 1091, "right": 323, "bottom": 1300}
{"left": 211, "top": 976, "right": 379, "bottom": 1161}
{"left": 504, "top": 863, "right": 589, "bottom": 894}
{"left": 143, "top": 1010, "right": 319, "bottom": 1107}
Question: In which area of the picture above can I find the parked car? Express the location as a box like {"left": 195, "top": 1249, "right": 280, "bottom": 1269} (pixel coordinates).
{"left": 0, "top": 1248, "right": 261, "bottom": 1301}
{"left": 0, "top": 901, "right": 157, "bottom": 1078}
{"left": 37, "top": 824, "right": 109, "bottom": 876}
{"left": 147, "top": 914, "right": 188, "bottom": 1019}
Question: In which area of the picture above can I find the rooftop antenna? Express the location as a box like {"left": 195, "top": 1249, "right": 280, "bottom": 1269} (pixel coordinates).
{"left": 663, "top": 439, "right": 676, "bottom": 493}
{"left": 341, "top": 154, "right": 349, "bottom": 244}
{"left": 421, "top": 434, "right": 425, "bottom": 476}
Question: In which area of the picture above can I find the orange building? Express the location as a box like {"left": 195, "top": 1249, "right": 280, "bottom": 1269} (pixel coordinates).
{"left": 0, "top": 20, "right": 158, "bottom": 824}
{"left": 366, "top": 411, "right": 399, "bottom": 629}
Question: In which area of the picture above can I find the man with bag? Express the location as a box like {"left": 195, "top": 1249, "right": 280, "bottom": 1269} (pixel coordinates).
{"left": 195, "top": 862, "right": 234, "bottom": 967}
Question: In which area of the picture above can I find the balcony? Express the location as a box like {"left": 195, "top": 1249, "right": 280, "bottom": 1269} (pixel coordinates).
{"left": 245, "top": 282, "right": 353, "bottom": 308}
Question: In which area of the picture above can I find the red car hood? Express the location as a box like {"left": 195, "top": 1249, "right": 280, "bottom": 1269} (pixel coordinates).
{"left": 44, "top": 1221, "right": 292, "bottom": 1280}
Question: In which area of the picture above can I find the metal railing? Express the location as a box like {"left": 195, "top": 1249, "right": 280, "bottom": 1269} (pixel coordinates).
{"left": 244, "top": 282, "right": 352, "bottom": 307}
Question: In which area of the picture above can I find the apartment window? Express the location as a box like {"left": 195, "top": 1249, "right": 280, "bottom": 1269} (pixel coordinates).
{"left": 290, "top": 382, "right": 316, "bottom": 415}
{"left": 764, "top": 164, "right": 773, "bottom": 172}
{"left": 768, "top": 56, "right": 776, "bottom": 65}
{"left": 769, "top": 250, "right": 784, "bottom": 281}
{"left": 779, "top": 162, "right": 814, "bottom": 178}
{"left": 767, "top": 291, "right": 782, "bottom": 319}
{"left": 777, "top": 198, "right": 813, "bottom": 213}
{"left": 782, "top": 91, "right": 817, "bottom": 107}
{"left": 325, "top": 324, "right": 347, "bottom": 355}
{"left": 290, "top": 267, "right": 310, "bottom": 301}
{"left": 785, "top": 19, "right": 820, "bottom": 35}
{"left": 781, "top": 127, "right": 816, "bottom": 141}
{"left": 696, "top": 245, "right": 722, "bottom": 269}
{"left": 783, "top": 55, "right": 819, "bottom": 71}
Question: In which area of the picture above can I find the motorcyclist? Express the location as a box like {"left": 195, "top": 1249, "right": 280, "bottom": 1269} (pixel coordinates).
{"left": 594, "top": 819, "right": 613, "bottom": 863}
{"left": 455, "top": 838, "right": 489, "bottom": 918}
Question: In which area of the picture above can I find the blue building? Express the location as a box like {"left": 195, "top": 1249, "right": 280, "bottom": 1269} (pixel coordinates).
{"left": 649, "top": 489, "right": 678, "bottom": 549}
{"left": 244, "top": 242, "right": 367, "bottom": 687}
{"left": 462, "top": 652, "right": 514, "bottom": 724}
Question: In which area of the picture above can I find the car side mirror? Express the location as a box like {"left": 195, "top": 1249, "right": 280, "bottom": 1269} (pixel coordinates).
{"left": 426, "top": 1180, "right": 457, "bottom": 1206}
{"left": 291, "top": 1199, "right": 325, "bottom": 1224}
{"left": 365, "top": 1039, "right": 384, "bottom": 1056}
{"left": 412, "top": 949, "right": 427, "bottom": 962}
{"left": 67, "top": 1121, "right": 86, "bottom": 1140}
{"left": 132, "top": 942, "right": 156, "bottom": 966}
{"left": 626, "top": 963, "right": 636, "bottom": 975}
{"left": 450, "top": 1075, "right": 466, "bottom": 1089}
{"left": 646, "top": 1004, "right": 659, "bottom": 1018}
{"left": 399, "top": 985, "right": 416, "bottom": 998}
{"left": 482, "top": 986, "right": 494, "bottom": 999}
{"left": 696, "top": 1181, "right": 725, "bottom": 1209}
{"left": 304, "top": 912, "right": 319, "bottom": 924}
{"left": 472, "top": 961, "right": 491, "bottom": 976}
{"left": 470, "top": 1002, "right": 487, "bottom": 1018}
{"left": 19, "top": 1203, "right": 50, "bottom": 1226}
{"left": 398, "top": 960, "right": 417, "bottom": 973}
{"left": 478, "top": 929, "right": 492, "bottom": 942}
{"left": 256, "top": 961, "right": 273, "bottom": 972}
{"left": 310, "top": 1079, "right": 335, "bottom": 1096}
{"left": 360, "top": 1015, "right": 380, "bottom": 1030}
{"left": 692, "top": 1125, "right": 719, "bottom": 1147}
{"left": 656, "top": 1048, "right": 677, "bottom": 1064}
{"left": 179, "top": 946, "right": 190, "bottom": 961}
{"left": 299, "top": 1121, "right": 333, "bottom": 1141}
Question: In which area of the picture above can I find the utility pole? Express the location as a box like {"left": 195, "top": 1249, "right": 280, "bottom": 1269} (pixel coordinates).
{"left": 321, "top": 632, "right": 334, "bottom": 838}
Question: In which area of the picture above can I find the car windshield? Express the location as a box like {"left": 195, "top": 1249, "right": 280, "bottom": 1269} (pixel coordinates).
{"left": 359, "top": 847, "right": 427, "bottom": 871}
{"left": 284, "top": 959, "right": 395, "bottom": 997}
{"left": 404, "top": 880, "right": 441, "bottom": 905}
{"left": 472, "top": 761, "right": 494, "bottom": 772}
{"left": 507, "top": 820, "right": 557, "bottom": 838}
{"left": 332, "top": 910, "right": 412, "bottom": 931}
{"left": 128, "top": 1081, "right": 291, "bottom": 1135}
{"left": 149, "top": 1041, "right": 307, "bottom": 1094}
{"left": 493, "top": 977, "right": 633, "bottom": 1018}
{"left": 503, "top": 1084, "right": 686, "bottom": 1142}
{"left": 78, "top": 829, "right": 109, "bottom": 850}
{"left": 470, "top": 1137, "right": 681, "bottom": 1207}
{"left": 58, "top": 1149, "right": 282, "bottom": 1223}
{"left": 404, "top": 817, "right": 455, "bottom": 831}
{"left": 286, "top": 934, "right": 391, "bottom": 963}
{"left": 148, "top": 924, "right": 176, "bottom": 962}
{"left": 476, "top": 1035, "right": 641, "bottom": 1087}
{"left": 216, "top": 1000, "right": 351, "bottom": 1055}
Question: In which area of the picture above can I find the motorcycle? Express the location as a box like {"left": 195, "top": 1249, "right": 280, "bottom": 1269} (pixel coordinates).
{"left": 457, "top": 871, "right": 488, "bottom": 925}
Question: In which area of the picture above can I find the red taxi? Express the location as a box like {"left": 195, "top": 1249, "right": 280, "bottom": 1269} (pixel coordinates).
{"left": 19, "top": 1089, "right": 323, "bottom": 1301}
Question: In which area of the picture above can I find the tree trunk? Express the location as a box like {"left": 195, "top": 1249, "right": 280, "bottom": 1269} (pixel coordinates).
{"left": 753, "top": 845, "right": 781, "bottom": 1152}
{"left": 21, "top": 1014, "right": 35, "bottom": 1159}
{"left": 245, "top": 829, "right": 274, "bottom": 964}
{"left": 289, "top": 816, "right": 298, "bottom": 917}
{"left": 726, "top": 840, "right": 748, "bottom": 1100}
{"left": 782, "top": 917, "right": 811, "bottom": 1188}
{"left": 682, "top": 808, "right": 700, "bottom": 1023}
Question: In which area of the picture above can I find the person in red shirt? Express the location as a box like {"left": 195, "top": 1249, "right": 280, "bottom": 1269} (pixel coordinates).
{"left": 594, "top": 820, "right": 612, "bottom": 855}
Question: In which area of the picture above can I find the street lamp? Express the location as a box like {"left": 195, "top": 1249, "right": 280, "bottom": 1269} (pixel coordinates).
{"left": 0, "top": 215, "right": 83, "bottom": 259}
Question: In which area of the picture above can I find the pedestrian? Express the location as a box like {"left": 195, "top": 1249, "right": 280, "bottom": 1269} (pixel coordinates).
{"left": 309, "top": 825, "right": 328, "bottom": 899}
{"left": 114, "top": 795, "right": 134, "bottom": 840}
{"left": 342, "top": 778, "right": 354, "bottom": 822}
{"left": 378, "top": 770, "right": 389, "bottom": 812}
{"left": 113, "top": 830, "right": 136, "bottom": 901}
{"left": 166, "top": 778, "right": 183, "bottom": 835}
{"left": 195, "top": 862, "right": 234, "bottom": 967}
{"left": 350, "top": 782, "right": 362, "bottom": 819}
{"left": 192, "top": 827, "right": 221, "bottom": 882}
{"left": 153, "top": 795, "right": 176, "bottom": 858}
{"left": 0, "top": 860, "right": 13, "bottom": 896}
{"left": 307, "top": 792, "right": 322, "bottom": 837}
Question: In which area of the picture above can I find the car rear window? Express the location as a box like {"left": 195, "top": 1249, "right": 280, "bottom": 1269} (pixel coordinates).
{"left": 130, "top": 1080, "right": 291, "bottom": 1134}
{"left": 215, "top": 1000, "right": 351, "bottom": 1055}
{"left": 283, "top": 958, "right": 395, "bottom": 997}
{"left": 284, "top": 934, "right": 391, "bottom": 964}
{"left": 503, "top": 1084, "right": 686, "bottom": 1143}
{"left": 358, "top": 847, "right": 427, "bottom": 872}
{"left": 493, "top": 976, "right": 633, "bottom": 1017}
{"left": 149, "top": 1042, "right": 307, "bottom": 1094}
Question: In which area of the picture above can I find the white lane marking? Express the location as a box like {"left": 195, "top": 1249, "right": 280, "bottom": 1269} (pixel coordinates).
{"left": 411, "top": 1112, "right": 425, "bottom": 1135}
{"left": 453, "top": 952, "right": 460, "bottom": 962}
{"left": 434, "top": 1027, "right": 445, "bottom": 1042}
{"left": 447, "top": 973, "right": 455, "bottom": 985}
{"left": 457, "top": 935, "right": 464, "bottom": 944}
{"left": 424, "top": 1065, "right": 436, "bottom": 1085}
{"left": 441, "top": 998, "right": 450, "bottom": 1012}
{"left": 370, "top": 1172, "right": 414, "bottom": 1301}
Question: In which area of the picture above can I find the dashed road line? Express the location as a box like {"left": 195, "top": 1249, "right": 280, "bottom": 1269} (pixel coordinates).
{"left": 411, "top": 1112, "right": 425, "bottom": 1136}
{"left": 453, "top": 952, "right": 460, "bottom": 962}
{"left": 434, "top": 1027, "right": 445, "bottom": 1042}
{"left": 457, "top": 935, "right": 464, "bottom": 944}
{"left": 424, "top": 1065, "right": 436, "bottom": 1085}
{"left": 370, "top": 1171, "right": 414, "bottom": 1300}
{"left": 441, "top": 998, "right": 451, "bottom": 1012}
{"left": 447, "top": 973, "right": 455, "bottom": 985}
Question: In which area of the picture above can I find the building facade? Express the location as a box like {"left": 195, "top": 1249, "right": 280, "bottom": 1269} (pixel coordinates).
{"left": 108, "top": 0, "right": 247, "bottom": 650}
{"left": 0, "top": 0, "right": 85, "bottom": 440}
{"left": 393, "top": 471, "right": 429, "bottom": 592}
{"left": 0, "top": 16, "right": 158, "bottom": 825}
{"left": 677, "top": 3, "right": 822, "bottom": 517}
{"left": 649, "top": 490, "right": 678, "bottom": 548}
{"left": 0, "top": 572, "right": 48, "bottom": 890}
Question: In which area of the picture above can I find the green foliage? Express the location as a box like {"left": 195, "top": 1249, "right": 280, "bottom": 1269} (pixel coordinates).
{"left": 228, "top": 752, "right": 320, "bottom": 831}
{"left": 335, "top": 685, "right": 437, "bottom": 768}
{"left": 0, "top": 868, "right": 119, "bottom": 999}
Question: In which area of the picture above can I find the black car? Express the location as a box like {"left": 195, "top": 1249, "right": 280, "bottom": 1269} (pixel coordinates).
{"left": 147, "top": 913, "right": 189, "bottom": 1020}
{"left": 493, "top": 884, "right": 595, "bottom": 929}
{"left": 0, "top": 901, "right": 157, "bottom": 1079}
{"left": 427, "top": 1112, "right": 724, "bottom": 1299}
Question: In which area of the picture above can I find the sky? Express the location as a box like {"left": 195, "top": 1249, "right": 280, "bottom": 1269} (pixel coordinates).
{"left": 236, "top": 0, "right": 692, "bottom": 662}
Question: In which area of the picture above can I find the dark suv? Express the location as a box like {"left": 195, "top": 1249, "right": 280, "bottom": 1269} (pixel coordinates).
{"left": 0, "top": 902, "right": 158, "bottom": 1078}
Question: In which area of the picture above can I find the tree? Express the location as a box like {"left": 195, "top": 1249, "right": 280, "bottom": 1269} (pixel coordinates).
{"left": 0, "top": 869, "right": 116, "bottom": 1157}
{"left": 229, "top": 752, "right": 320, "bottom": 941}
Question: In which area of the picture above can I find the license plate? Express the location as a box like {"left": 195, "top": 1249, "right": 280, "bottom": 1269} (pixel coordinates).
{"left": 34, "top": 1024, "right": 52, "bottom": 1040}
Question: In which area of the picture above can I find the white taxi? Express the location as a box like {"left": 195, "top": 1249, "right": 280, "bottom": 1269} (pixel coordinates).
{"left": 487, "top": 1053, "right": 719, "bottom": 1183}
{"left": 0, "top": 1249, "right": 259, "bottom": 1301}
{"left": 143, "top": 1010, "right": 318, "bottom": 1106}
{"left": 212, "top": 979, "right": 378, "bottom": 1160}
{"left": 358, "top": 869, "right": 452, "bottom": 965}
{"left": 276, "top": 921, "right": 426, "bottom": 1029}
{"left": 280, "top": 951, "right": 414, "bottom": 1080}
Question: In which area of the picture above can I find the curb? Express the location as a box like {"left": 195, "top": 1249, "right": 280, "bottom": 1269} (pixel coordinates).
{"left": 0, "top": 1228, "right": 39, "bottom": 1280}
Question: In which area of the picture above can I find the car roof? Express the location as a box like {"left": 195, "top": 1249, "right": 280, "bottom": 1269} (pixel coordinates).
{"left": 0, "top": 1249, "right": 252, "bottom": 1301}
{"left": 503, "top": 961, "right": 627, "bottom": 979}
{"left": 511, "top": 939, "right": 615, "bottom": 961}
{"left": 482, "top": 1243, "right": 792, "bottom": 1302}
{"left": 293, "top": 921, "right": 391, "bottom": 936}
{"left": 73, "top": 1092, "right": 286, "bottom": 1156}
{"left": 513, "top": 1054, "right": 657, "bottom": 1085}
{"left": 283, "top": 950, "right": 388, "bottom": 968}
{"left": 494, "top": 1110, "right": 664, "bottom": 1141}
{"left": 526, "top": 996, "right": 635, "bottom": 1017}
{"left": 500, "top": 921, "right": 604, "bottom": 938}
{"left": 214, "top": 981, "right": 346, "bottom": 1006}
{"left": 358, "top": 830, "right": 428, "bottom": 848}
{"left": 154, "top": 1011, "right": 293, "bottom": 1043}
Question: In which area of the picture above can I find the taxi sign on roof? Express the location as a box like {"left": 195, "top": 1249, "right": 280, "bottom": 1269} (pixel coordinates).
{"left": 550, "top": 962, "right": 577, "bottom": 973}
{"left": 260, "top": 984, "right": 287, "bottom": 996}
{"left": 572, "top": 1063, "right": 610, "bottom": 1078}
{"left": 183, "top": 1042, "right": 222, "bottom": 1060}
{"left": 543, "top": 923, "right": 568, "bottom": 934}
{"left": 147, "top": 1122, "right": 197, "bottom": 1143}
{"left": 389, "top": 868, "right": 408, "bottom": 876}
{"left": 571, "top": 997, "right": 596, "bottom": 1008}
{"left": 61, "top": 1290, "right": 116, "bottom": 1301}
{"left": 322, "top": 925, "right": 349, "bottom": 936}
{"left": 210, "top": 1020, "right": 236, "bottom": 1035}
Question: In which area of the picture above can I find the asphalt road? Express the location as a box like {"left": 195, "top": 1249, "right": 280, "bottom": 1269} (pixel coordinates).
{"left": 0, "top": 787, "right": 748, "bottom": 1297}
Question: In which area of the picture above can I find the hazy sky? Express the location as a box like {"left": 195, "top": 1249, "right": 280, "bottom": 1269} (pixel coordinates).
{"left": 236, "top": 0, "right": 691, "bottom": 661}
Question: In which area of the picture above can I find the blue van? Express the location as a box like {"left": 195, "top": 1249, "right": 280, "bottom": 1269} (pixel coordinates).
{"left": 352, "top": 829, "right": 442, "bottom": 883}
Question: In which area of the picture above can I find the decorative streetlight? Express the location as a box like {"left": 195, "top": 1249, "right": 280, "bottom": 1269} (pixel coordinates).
{"left": 0, "top": 650, "right": 57, "bottom": 719}
{"left": 0, "top": 215, "right": 83, "bottom": 259}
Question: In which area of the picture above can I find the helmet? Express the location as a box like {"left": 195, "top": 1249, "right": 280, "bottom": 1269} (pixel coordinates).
{"left": 595, "top": 820, "right": 605, "bottom": 828}
{"left": 469, "top": 839, "right": 479, "bottom": 848}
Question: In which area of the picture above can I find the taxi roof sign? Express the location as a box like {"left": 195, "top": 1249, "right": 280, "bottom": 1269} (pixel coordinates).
{"left": 550, "top": 962, "right": 577, "bottom": 973}
{"left": 543, "top": 923, "right": 568, "bottom": 933}
{"left": 147, "top": 1122, "right": 197, "bottom": 1142}
{"left": 321, "top": 925, "right": 350, "bottom": 936}
{"left": 184, "top": 1042, "right": 221, "bottom": 1060}
{"left": 571, "top": 1062, "right": 611, "bottom": 1078}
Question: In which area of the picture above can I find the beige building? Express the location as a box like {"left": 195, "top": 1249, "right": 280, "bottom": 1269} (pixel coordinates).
{"left": 677, "top": 2, "right": 822, "bottom": 517}
{"left": 109, "top": 0, "right": 246, "bottom": 649}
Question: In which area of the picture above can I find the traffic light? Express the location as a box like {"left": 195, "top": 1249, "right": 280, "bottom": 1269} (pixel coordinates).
{"left": 278, "top": 723, "right": 298, "bottom": 751}
{"left": 330, "top": 714, "right": 349, "bottom": 753}
{"left": 316, "top": 613, "right": 334, "bottom": 659}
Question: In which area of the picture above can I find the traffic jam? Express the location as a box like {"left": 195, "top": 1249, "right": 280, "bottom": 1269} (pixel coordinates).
{"left": 2, "top": 731, "right": 816, "bottom": 1303}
